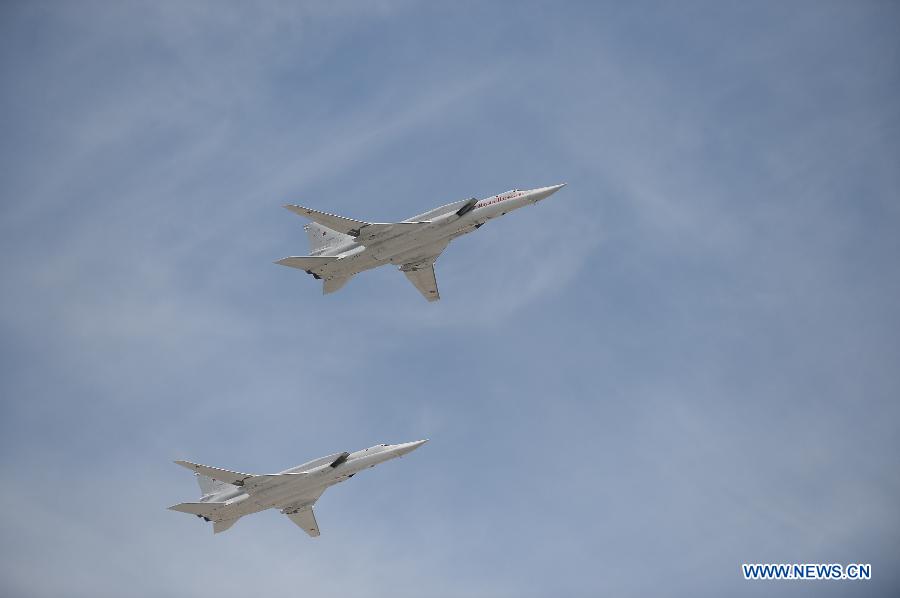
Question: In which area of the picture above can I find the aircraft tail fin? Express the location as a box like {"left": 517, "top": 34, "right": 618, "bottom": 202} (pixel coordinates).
{"left": 305, "top": 222, "right": 353, "bottom": 254}
{"left": 196, "top": 473, "right": 230, "bottom": 497}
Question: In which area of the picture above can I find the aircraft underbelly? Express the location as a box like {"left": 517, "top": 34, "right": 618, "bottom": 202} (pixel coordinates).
{"left": 370, "top": 226, "right": 455, "bottom": 262}
{"left": 328, "top": 251, "right": 379, "bottom": 277}
{"left": 369, "top": 230, "right": 441, "bottom": 260}
{"left": 242, "top": 472, "right": 336, "bottom": 512}
{"left": 322, "top": 220, "right": 473, "bottom": 274}
{"left": 233, "top": 501, "right": 268, "bottom": 517}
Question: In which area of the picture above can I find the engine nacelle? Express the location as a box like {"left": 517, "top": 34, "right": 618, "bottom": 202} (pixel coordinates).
{"left": 455, "top": 197, "right": 478, "bottom": 217}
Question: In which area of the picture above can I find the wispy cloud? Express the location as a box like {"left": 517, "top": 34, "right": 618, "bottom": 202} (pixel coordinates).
{"left": 2, "top": 2, "right": 899, "bottom": 596}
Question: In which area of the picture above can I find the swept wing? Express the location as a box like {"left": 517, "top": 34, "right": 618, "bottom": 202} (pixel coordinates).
{"left": 284, "top": 204, "right": 430, "bottom": 245}
{"left": 398, "top": 240, "right": 449, "bottom": 302}
{"left": 174, "top": 460, "right": 305, "bottom": 492}
{"left": 284, "top": 204, "right": 369, "bottom": 236}
{"left": 286, "top": 507, "right": 320, "bottom": 537}
{"left": 323, "top": 275, "right": 353, "bottom": 295}
{"left": 281, "top": 486, "right": 329, "bottom": 538}
{"left": 402, "top": 264, "right": 440, "bottom": 302}
{"left": 175, "top": 460, "right": 254, "bottom": 486}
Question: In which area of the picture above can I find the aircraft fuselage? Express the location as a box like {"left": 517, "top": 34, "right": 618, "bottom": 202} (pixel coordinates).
{"left": 306, "top": 185, "right": 564, "bottom": 280}
{"left": 191, "top": 441, "right": 425, "bottom": 521}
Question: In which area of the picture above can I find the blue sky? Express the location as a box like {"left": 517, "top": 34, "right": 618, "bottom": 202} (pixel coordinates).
{"left": 1, "top": 1, "right": 898, "bottom": 596}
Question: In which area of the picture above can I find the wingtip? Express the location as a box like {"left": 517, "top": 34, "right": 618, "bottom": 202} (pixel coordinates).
{"left": 283, "top": 203, "right": 309, "bottom": 216}
{"left": 274, "top": 257, "right": 301, "bottom": 267}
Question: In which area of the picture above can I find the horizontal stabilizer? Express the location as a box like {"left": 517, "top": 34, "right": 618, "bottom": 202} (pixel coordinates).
{"left": 275, "top": 256, "right": 337, "bottom": 273}
{"left": 168, "top": 503, "right": 241, "bottom": 533}
{"left": 175, "top": 461, "right": 254, "bottom": 487}
{"left": 168, "top": 501, "right": 226, "bottom": 518}
{"left": 284, "top": 204, "right": 369, "bottom": 237}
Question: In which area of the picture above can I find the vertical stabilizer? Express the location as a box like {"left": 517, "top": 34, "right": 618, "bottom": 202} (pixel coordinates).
{"left": 305, "top": 222, "right": 352, "bottom": 254}
{"left": 196, "top": 473, "right": 229, "bottom": 497}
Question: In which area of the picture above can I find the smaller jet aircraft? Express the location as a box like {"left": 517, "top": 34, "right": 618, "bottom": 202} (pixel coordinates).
{"left": 277, "top": 183, "right": 566, "bottom": 301}
{"left": 169, "top": 440, "right": 427, "bottom": 535}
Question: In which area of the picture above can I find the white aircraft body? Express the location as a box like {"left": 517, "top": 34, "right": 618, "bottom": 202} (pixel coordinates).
{"left": 276, "top": 183, "right": 567, "bottom": 301}
{"left": 169, "top": 440, "right": 427, "bottom": 535}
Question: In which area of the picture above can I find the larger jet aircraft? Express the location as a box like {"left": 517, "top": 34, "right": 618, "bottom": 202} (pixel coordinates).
{"left": 169, "top": 440, "right": 427, "bottom": 535}
{"left": 276, "top": 183, "right": 566, "bottom": 301}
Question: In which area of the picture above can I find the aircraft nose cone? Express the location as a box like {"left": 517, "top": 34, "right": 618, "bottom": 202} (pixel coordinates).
{"left": 531, "top": 183, "right": 567, "bottom": 201}
{"left": 396, "top": 439, "right": 428, "bottom": 456}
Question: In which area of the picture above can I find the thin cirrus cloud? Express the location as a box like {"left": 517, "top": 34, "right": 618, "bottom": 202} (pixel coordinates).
{"left": 1, "top": 2, "right": 899, "bottom": 597}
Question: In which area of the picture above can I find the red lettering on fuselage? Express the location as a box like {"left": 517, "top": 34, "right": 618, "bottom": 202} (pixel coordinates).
{"left": 476, "top": 191, "right": 522, "bottom": 209}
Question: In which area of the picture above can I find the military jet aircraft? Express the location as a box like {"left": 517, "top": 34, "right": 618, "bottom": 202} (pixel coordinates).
{"left": 276, "top": 183, "right": 566, "bottom": 301}
{"left": 169, "top": 440, "right": 427, "bottom": 535}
